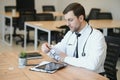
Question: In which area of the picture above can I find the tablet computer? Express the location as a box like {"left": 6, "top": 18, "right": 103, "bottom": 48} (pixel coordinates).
{"left": 30, "top": 61, "right": 67, "bottom": 73}
{"left": 35, "top": 62, "right": 67, "bottom": 71}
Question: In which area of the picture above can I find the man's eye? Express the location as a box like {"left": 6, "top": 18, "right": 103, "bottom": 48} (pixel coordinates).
{"left": 68, "top": 19, "right": 73, "bottom": 22}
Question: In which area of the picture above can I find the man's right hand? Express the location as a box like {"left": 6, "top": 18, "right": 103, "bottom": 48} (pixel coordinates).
{"left": 41, "top": 42, "right": 52, "bottom": 53}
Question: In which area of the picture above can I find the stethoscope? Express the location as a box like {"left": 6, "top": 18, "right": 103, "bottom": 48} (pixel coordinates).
{"left": 81, "top": 26, "right": 93, "bottom": 56}
{"left": 67, "top": 26, "right": 93, "bottom": 57}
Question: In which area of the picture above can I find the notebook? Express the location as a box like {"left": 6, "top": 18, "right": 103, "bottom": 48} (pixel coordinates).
{"left": 26, "top": 52, "right": 42, "bottom": 59}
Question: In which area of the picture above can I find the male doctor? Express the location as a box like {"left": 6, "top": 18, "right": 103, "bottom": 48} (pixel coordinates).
{"left": 41, "top": 3, "right": 106, "bottom": 74}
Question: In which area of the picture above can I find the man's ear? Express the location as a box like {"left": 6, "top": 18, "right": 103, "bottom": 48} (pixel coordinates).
{"left": 79, "top": 15, "right": 84, "bottom": 21}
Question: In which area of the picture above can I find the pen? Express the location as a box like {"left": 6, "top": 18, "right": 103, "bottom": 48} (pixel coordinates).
{"left": 46, "top": 44, "right": 52, "bottom": 49}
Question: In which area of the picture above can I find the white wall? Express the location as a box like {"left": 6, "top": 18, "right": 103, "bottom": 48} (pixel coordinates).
{"left": 2, "top": 0, "right": 58, "bottom": 12}
{"left": 35, "top": 0, "right": 58, "bottom": 13}
{"left": 0, "top": 0, "right": 4, "bottom": 36}
{"left": 4, "top": 0, "right": 16, "bottom": 6}
{"left": 57, "top": 0, "right": 120, "bottom": 20}
{"left": 0, "top": 0, "right": 120, "bottom": 19}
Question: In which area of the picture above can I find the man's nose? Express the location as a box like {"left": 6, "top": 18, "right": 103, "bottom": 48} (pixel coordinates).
{"left": 66, "top": 21, "right": 70, "bottom": 26}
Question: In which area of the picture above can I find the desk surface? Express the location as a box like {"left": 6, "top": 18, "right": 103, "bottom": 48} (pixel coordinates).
{"left": 0, "top": 51, "right": 108, "bottom": 80}
{"left": 25, "top": 20, "right": 66, "bottom": 31}
{"left": 89, "top": 20, "right": 120, "bottom": 29}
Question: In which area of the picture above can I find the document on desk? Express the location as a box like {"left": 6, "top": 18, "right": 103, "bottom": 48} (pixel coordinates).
{"left": 30, "top": 61, "right": 67, "bottom": 73}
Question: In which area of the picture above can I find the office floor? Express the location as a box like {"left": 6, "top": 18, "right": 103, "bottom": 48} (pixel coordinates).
{"left": 0, "top": 34, "right": 120, "bottom": 80}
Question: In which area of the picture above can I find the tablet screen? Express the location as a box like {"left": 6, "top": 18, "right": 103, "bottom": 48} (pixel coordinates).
{"left": 35, "top": 62, "right": 67, "bottom": 71}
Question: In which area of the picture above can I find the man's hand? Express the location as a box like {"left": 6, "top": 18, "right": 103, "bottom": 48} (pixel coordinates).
{"left": 41, "top": 43, "right": 67, "bottom": 62}
{"left": 41, "top": 42, "right": 51, "bottom": 53}
{"left": 49, "top": 49, "right": 67, "bottom": 62}
{"left": 58, "top": 52, "right": 67, "bottom": 62}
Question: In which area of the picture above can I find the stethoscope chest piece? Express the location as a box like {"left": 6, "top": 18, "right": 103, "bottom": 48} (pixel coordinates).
{"left": 82, "top": 52, "right": 86, "bottom": 56}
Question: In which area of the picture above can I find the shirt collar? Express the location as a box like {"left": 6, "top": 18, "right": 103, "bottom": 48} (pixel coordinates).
{"left": 79, "top": 23, "right": 89, "bottom": 35}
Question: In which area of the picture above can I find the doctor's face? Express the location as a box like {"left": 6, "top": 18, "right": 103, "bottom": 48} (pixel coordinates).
{"left": 64, "top": 11, "right": 83, "bottom": 32}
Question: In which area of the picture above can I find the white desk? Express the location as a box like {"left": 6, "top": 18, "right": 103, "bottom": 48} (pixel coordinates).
{"left": 1, "top": 12, "right": 63, "bottom": 46}
{"left": 1, "top": 12, "right": 18, "bottom": 46}
{"left": 89, "top": 20, "right": 120, "bottom": 36}
{"left": 24, "top": 21, "right": 66, "bottom": 50}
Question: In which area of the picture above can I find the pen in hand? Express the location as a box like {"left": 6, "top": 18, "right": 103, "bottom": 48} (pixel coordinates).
{"left": 46, "top": 44, "right": 52, "bottom": 50}
{"left": 41, "top": 43, "right": 53, "bottom": 53}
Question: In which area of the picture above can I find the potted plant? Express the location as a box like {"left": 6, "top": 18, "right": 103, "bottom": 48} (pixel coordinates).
{"left": 18, "top": 51, "right": 27, "bottom": 68}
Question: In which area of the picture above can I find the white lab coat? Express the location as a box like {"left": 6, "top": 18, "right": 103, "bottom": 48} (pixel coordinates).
{"left": 53, "top": 24, "right": 107, "bottom": 73}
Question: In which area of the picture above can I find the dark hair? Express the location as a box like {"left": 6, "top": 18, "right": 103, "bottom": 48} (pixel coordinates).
{"left": 63, "top": 3, "right": 86, "bottom": 20}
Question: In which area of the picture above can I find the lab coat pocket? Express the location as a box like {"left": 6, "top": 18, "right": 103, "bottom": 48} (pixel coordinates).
{"left": 66, "top": 36, "right": 76, "bottom": 56}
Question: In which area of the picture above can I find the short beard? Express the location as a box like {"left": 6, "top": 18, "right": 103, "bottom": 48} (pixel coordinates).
{"left": 74, "top": 25, "right": 81, "bottom": 33}
{"left": 71, "top": 27, "right": 79, "bottom": 33}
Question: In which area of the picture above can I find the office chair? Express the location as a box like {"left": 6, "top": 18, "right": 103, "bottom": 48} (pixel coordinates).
{"left": 97, "top": 12, "right": 112, "bottom": 19}
{"left": 97, "top": 12, "right": 113, "bottom": 35}
{"left": 35, "top": 13, "right": 54, "bottom": 21}
{"left": 42, "top": 5, "right": 57, "bottom": 20}
{"left": 42, "top": 5, "right": 55, "bottom": 12}
{"left": 35, "top": 13, "right": 60, "bottom": 43}
{"left": 104, "top": 36, "right": 120, "bottom": 80}
{"left": 4, "top": 6, "right": 23, "bottom": 41}
{"left": 19, "top": 9, "right": 36, "bottom": 15}
{"left": 5, "top": 6, "right": 16, "bottom": 12}
{"left": 86, "top": 8, "right": 100, "bottom": 22}
{"left": 58, "top": 25, "right": 69, "bottom": 35}
{"left": 16, "top": 10, "right": 39, "bottom": 47}
{"left": 56, "top": 25, "right": 70, "bottom": 43}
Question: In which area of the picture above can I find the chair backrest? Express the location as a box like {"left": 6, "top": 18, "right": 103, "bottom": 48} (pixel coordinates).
{"left": 35, "top": 13, "right": 54, "bottom": 21}
{"left": 42, "top": 5, "right": 55, "bottom": 12}
{"left": 97, "top": 12, "right": 113, "bottom": 34}
{"left": 19, "top": 9, "right": 36, "bottom": 15}
{"left": 104, "top": 36, "right": 120, "bottom": 80}
{"left": 58, "top": 25, "right": 70, "bottom": 35}
{"left": 97, "top": 12, "right": 112, "bottom": 20}
{"left": 87, "top": 8, "right": 100, "bottom": 21}
{"left": 18, "top": 14, "right": 35, "bottom": 30}
{"left": 5, "top": 6, "right": 16, "bottom": 12}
